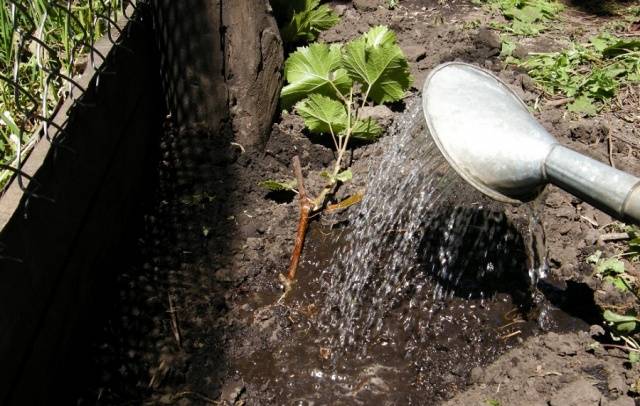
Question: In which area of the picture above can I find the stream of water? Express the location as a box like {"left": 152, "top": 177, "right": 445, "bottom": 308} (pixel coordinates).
{"left": 320, "top": 101, "right": 549, "bottom": 348}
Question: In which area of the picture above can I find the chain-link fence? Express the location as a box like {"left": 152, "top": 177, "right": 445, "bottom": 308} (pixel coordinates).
{"left": 0, "top": 1, "right": 162, "bottom": 402}
{"left": 0, "top": 0, "right": 144, "bottom": 189}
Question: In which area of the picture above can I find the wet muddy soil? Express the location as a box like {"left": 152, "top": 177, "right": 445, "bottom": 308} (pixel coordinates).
{"left": 74, "top": 1, "right": 640, "bottom": 405}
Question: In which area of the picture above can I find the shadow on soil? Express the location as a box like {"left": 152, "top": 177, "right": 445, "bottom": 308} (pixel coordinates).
{"left": 568, "top": 0, "right": 637, "bottom": 15}
{"left": 72, "top": 124, "right": 238, "bottom": 404}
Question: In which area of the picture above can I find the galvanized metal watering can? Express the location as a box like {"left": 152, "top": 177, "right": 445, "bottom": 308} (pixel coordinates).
{"left": 422, "top": 62, "right": 640, "bottom": 224}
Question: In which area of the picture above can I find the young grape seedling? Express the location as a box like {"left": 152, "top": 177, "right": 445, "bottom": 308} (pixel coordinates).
{"left": 265, "top": 25, "right": 412, "bottom": 290}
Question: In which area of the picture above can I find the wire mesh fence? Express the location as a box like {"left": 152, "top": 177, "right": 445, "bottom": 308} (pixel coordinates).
{"left": 0, "top": 0, "right": 143, "bottom": 189}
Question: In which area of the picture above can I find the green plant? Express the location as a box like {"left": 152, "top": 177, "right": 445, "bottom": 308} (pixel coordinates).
{"left": 0, "top": 0, "right": 122, "bottom": 187}
{"left": 518, "top": 33, "right": 640, "bottom": 115}
{"left": 603, "top": 310, "right": 640, "bottom": 364}
{"left": 625, "top": 226, "right": 640, "bottom": 260}
{"left": 474, "top": 0, "right": 563, "bottom": 35}
{"left": 587, "top": 250, "right": 635, "bottom": 292}
{"left": 588, "top": 248, "right": 640, "bottom": 364}
{"left": 269, "top": 25, "right": 412, "bottom": 286}
{"left": 258, "top": 179, "right": 298, "bottom": 192}
{"left": 271, "top": 0, "right": 340, "bottom": 45}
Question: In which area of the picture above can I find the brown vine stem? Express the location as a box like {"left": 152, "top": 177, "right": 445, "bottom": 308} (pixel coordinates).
{"left": 286, "top": 155, "right": 313, "bottom": 281}
{"left": 282, "top": 86, "right": 361, "bottom": 289}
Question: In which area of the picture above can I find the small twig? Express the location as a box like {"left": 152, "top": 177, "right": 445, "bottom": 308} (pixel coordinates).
{"left": 148, "top": 360, "right": 169, "bottom": 389}
{"left": 608, "top": 131, "right": 616, "bottom": 168}
{"left": 601, "top": 343, "right": 640, "bottom": 353}
{"left": 600, "top": 232, "right": 630, "bottom": 242}
{"left": 230, "top": 142, "right": 245, "bottom": 153}
{"left": 167, "top": 293, "right": 182, "bottom": 348}
{"left": 546, "top": 97, "right": 573, "bottom": 107}
{"left": 499, "top": 330, "right": 521, "bottom": 340}
{"left": 172, "top": 391, "right": 220, "bottom": 404}
{"left": 503, "top": 307, "right": 521, "bottom": 321}
{"left": 528, "top": 371, "right": 563, "bottom": 378}
{"left": 598, "top": 221, "right": 618, "bottom": 231}
{"left": 497, "top": 319, "right": 526, "bottom": 330}
{"left": 580, "top": 215, "right": 599, "bottom": 228}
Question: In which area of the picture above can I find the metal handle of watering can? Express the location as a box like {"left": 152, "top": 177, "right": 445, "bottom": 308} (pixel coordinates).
{"left": 544, "top": 144, "right": 640, "bottom": 223}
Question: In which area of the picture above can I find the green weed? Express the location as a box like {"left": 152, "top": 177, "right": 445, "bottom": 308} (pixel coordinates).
{"left": 587, "top": 250, "right": 635, "bottom": 292}
{"left": 258, "top": 179, "right": 298, "bottom": 193}
{"left": 473, "top": 0, "right": 564, "bottom": 35}
{"left": 626, "top": 226, "right": 640, "bottom": 260}
{"left": 588, "top": 245, "right": 640, "bottom": 364}
{"left": 603, "top": 310, "right": 640, "bottom": 364}
{"left": 518, "top": 33, "right": 640, "bottom": 115}
{"left": 271, "top": 0, "right": 340, "bottom": 45}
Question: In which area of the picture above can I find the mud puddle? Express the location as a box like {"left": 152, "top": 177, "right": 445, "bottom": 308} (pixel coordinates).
{"left": 231, "top": 224, "right": 590, "bottom": 405}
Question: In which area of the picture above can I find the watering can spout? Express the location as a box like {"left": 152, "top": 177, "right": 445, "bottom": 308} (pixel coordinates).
{"left": 422, "top": 62, "right": 640, "bottom": 224}
{"left": 543, "top": 145, "right": 640, "bottom": 222}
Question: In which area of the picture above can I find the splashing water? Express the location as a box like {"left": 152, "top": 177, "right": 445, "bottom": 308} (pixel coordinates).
{"left": 320, "top": 100, "right": 548, "bottom": 348}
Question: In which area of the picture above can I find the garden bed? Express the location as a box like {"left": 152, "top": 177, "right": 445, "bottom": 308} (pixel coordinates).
{"left": 73, "top": 1, "right": 640, "bottom": 405}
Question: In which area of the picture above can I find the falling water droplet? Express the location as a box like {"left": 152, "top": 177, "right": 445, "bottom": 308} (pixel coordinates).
{"left": 319, "top": 100, "right": 548, "bottom": 351}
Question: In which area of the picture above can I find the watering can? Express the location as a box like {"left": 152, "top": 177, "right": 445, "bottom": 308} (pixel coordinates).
{"left": 421, "top": 62, "right": 640, "bottom": 224}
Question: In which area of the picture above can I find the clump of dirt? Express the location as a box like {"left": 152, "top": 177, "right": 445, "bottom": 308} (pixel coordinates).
{"left": 444, "top": 331, "right": 638, "bottom": 406}
{"left": 74, "top": 1, "right": 640, "bottom": 405}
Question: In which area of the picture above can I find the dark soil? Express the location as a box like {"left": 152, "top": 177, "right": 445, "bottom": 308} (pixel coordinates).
{"left": 74, "top": 1, "right": 640, "bottom": 405}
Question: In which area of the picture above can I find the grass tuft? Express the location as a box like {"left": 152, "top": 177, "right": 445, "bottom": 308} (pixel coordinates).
{"left": 0, "top": 0, "right": 123, "bottom": 187}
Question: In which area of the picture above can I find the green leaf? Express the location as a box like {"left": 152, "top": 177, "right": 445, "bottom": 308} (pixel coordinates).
{"left": 596, "top": 257, "right": 625, "bottom": 275}
{"left": 593, "top": 255, "right": 632, "bottom": 292}
{"left": 281, "top": 43, "right": 352, "bottom": 108}
{"left": 351, "top": 117, "right": 383, "bottom": 140}
{"left": 603, "top": 310, "right": 640, "bottom": 335}
{"left": 586, "top": 250, "right": 602, "bottom": 264}
{"left": 607, "top": 276, "right": 629, "bottom": 292}
{"left": 1, "top": 111, "right": 20, "bottom": 141}
{"left": 630, "top": 351, "right": 640, "bottom": 364}
{"left": 582, "top": 69, "right": 619, "bottom": 100}
{"left": 258, "top": 179, "right": 298, "bottom": 192}
{"left": 568, "top": 95, "right": 597, "bottom": 116}
{"left": 335, "top": 168, "right": 353, "bottom": 183}
{"left": 364, "top": 25, "right": 396, "bottom": 48}
{"left": 590, "top": 33, "right": 617, "bottom": 53}
{"left": 509, "top": 19, "right": 543, "bottom": 35}
{"left": 487, "top": 0, "right": 563, "bottom": 35}
{"left": 281, "top": 1, "right": 340, "bottom": 43}
{"left": 342, "top": 27, "right": 413, "bottom": 104}
{"left": 514, "top": 5, "right": 544, "bottom": 23}
{"left": 602, "top": 39, "right": 640, "bottom": 58}
{"left": 626, "top": 227, "right": 640, "bottom": 260}
{"left": 500, "top": 38, "right": 517, "bottom": 57}
{"left": 270, "top": 0, "right": 312, "bottom": 23}
{"left": 296, "top": 94, "right": 348, "bottom": 135}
